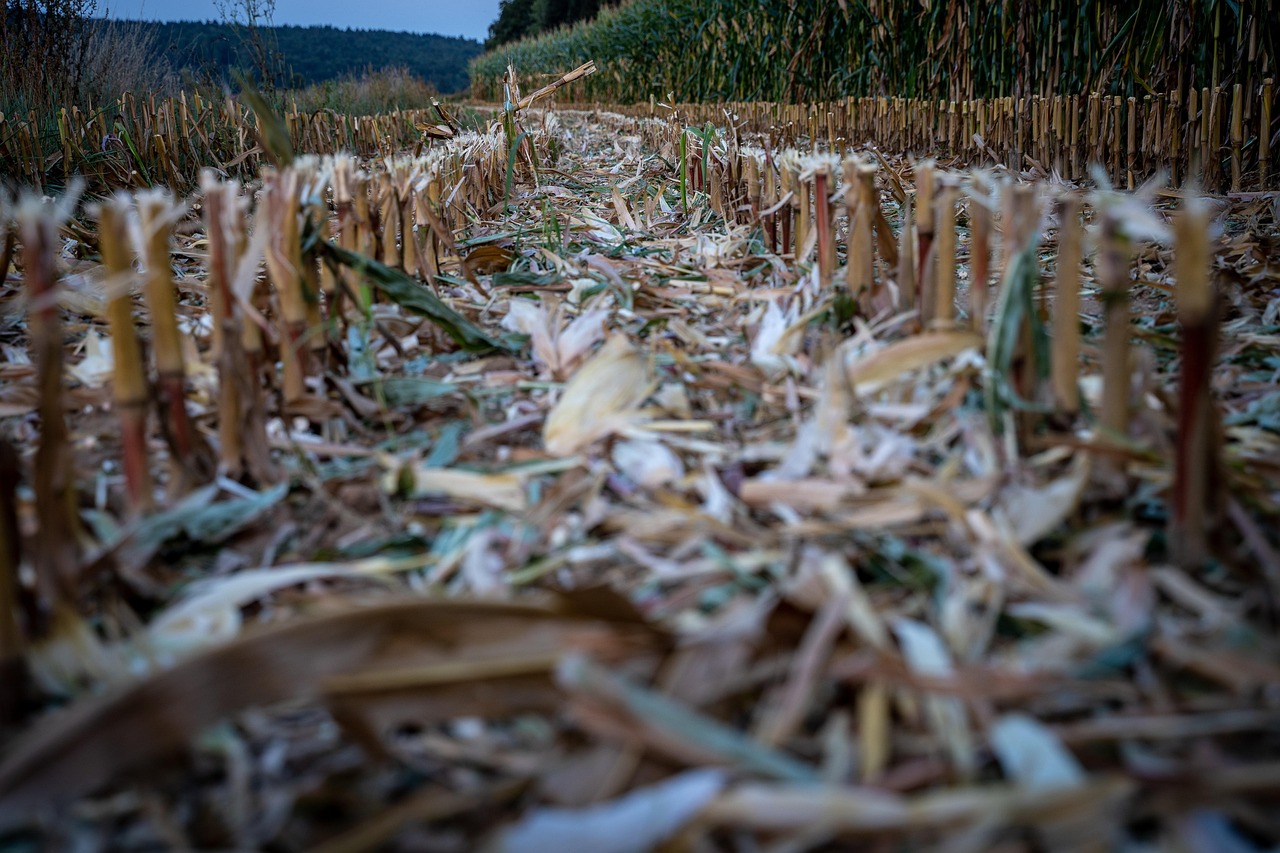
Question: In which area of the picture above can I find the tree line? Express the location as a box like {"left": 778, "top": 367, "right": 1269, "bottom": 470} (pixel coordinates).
{"left": 126, "top": 19, "right": 483, "bottom": 94}
{"left": 485, "top": 0, "right": 618, "bottom": 50}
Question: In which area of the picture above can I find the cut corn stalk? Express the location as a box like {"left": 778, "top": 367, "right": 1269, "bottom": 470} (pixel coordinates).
{"left": 97, "top": 197, "right": 152, "bottom": 513}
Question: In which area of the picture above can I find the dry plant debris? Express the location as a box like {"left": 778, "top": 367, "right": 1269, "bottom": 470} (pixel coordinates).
{"left": 0, "top": 98, "right": 1279, "bottom": 852}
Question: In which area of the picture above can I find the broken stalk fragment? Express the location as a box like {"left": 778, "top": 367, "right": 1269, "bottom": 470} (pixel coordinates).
{"left": 202, "top": 175, "right": 243, "bottom": 479}
{"left": 377, "top": 174, "right": 400, "bottom": 270}
{"left": 897, "top": 196, "right": 916, "bottom": 317}
{"left": 843, "top": 157, "right": 872, "bottom": 309}
{"left": 933, "top": 179, "right": 957, "bottom": 328}
{"left": 217, "top": 177, "right": 278, "bottom": 485}
{"left": 764, "top": 161, "right": 779, "bottom": 253}
{"left": 794, "top": 159, "right": 810, "bottom": 261}
{"left": 1098, "top": 210, "right": 1133, "bottom": 439}
{"left": 18, "top": 197, "right": 80, "bottom": 605}
{"left": 0, "top": 437, "right": 24, "bottom": 727}
{"left": 813, "top": 161, "right": 833, "bottom": 284}
{"left": 778, "top": 159, "right": 793, "bottom": 258}
{"left": 1229, "top": 84, "right": 1243, "bottom": 193}
{"left": 295, "top": 164, "right": 328, "bottom": 368}
{"left": 399, "top": 184, "right": 418, "bottom": 276}
{"left": 856, "top": 160, "right": 880, "bottom": 310}
{"left": 968, "top": 181, "right": 992, "bottom": 332}
{"left": 915, "top": 161, "right": 936, "bottom": 328}
{"left": 263, "top": 168, "right": 309, "bottom": 405}
{"left": 1262, "top": 79, "right": 1273, "bottom": 189}
{"left": 354, "top": 171, "right": 377, "bottom": 310}
{"left": 137, "top": 189, "right": 203, "bottom": 488}
{"left": 1051, "top": 194, "right": 1084, "bottom": 414}
{"left": 1000, "top": 183, "right": 1044, "bottom": 443}
{"left": 331, "top": 155, "right": 358, "bottom": 321}
{"left": 744, "top": 155, "right": 761, "bottom": 224}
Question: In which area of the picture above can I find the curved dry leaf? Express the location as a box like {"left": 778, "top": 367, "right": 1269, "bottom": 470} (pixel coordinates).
{"left": 0, "top": 598, "right": 653, "bottom": 827}
{"left": 67, "top": 329, "right": 113, "bottom": 388}
{"left": 701, "top": 776, "right": 1134, "bottom": 833}
{"left": 892, "top": 618, "right": 975, "bottom": 779}
{"left": 504, "top": 298, "right": 558, "bottom": 370}
{"left": 488, "top": 769, "right": 725, "bottom": 853}
{"left": 750, "top": 300, "right": 803, "bottom": 377}
{"left": 997, "top": 455, "right": 1091, "bottom": 546}
{"left": 612, "top": 439, "right": 684, "bottom": 488}
{"left": 844, "top": 330, "right": 982, "bottom": 395}
{"left": 146, "top": 554, "right": 434, "bottom": 659}
{"left": 544, "top": 334, "right": 650, "bottom": 456}
{"left": 990, "top": 713, "right": 1086, "bottom": 791}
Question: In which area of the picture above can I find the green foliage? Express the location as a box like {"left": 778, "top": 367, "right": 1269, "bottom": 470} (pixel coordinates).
{"left": 985, "top": 238, "right": 1053, "bottom": 431}
{"left": 486, "top": 0, "right": 535, "bottom": 49}
{"left": 2, "top": 0, "right": 95, "bottom": 115}
{"left": 469, "top": 0, "right": 1278, "bottom": 103}
{"left": 319, "top": 241, "right": 520, "bottom": 353}
{"left": 288, "top": 67, "right": 441, "bottom": 117}
{"left": 234, "top": 70, "right": 293, "bottom": 167}
{"left": 213, "top": 0, "right": 284, "bottom": 92}
{"left": 485, "top": 0, "right": 617, "bottom": 50}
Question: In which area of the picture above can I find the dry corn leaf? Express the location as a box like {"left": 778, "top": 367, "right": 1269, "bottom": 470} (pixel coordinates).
{"left": 990, "top": 713, "right": 1086, "bottom": 791}
{"left": 67, "top": 329, "right": 113, "bottom": 388}
{"left": 611, "top": 439, "right": 684, "bottom": 488}
{"left": 844, "top": 329, "right": 983, "bottom": 394}
{"left": 488, "top": 768, "right": 725, "bottom": 853}
{"left": 544, "top": 334, "right": 650, "bottom": 456}
{"left": 996, "top": 455, "right": 1092, "bottom": 546}
{"left": 467, "top": 243, "right": 515, "bottom": 274}
{"left": 146, "top": 554, "right": 434, "bottom": 660}
{"left": 397, "top": 466, "right": 528, "bottom": 513}
{"left": 0, "top": 598, "right": 653, "bottom": 827}
{"left": 892, "top": 618, "right": 976, "bottom": 779}
{"left": 738, "top": 477, "right": 864, "bottom": 510}
{"left": 699, "top": 776, "right": 1134, "bottom": 833}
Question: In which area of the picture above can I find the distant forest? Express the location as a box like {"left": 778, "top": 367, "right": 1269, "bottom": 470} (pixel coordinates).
{"left": 112, "top": 20, "right": 483, "bottom": 93}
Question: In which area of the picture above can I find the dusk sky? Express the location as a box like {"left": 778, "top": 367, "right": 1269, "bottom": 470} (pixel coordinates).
{"left": 101, "top": 0, "right": 503, "bottom": 42}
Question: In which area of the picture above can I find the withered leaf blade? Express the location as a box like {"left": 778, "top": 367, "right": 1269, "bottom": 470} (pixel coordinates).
{"left": 544, "top": 334, "right": 650, "bottom": 456}
{"left": 0, "top": 598, "right": 654, "bottom": 827}
{"left": 320, "top": 241, "right": 520, "bottom": 353}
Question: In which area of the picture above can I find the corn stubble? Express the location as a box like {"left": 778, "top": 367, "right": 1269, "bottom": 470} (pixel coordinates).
{"left": 0, "top": 60, "right": 1274, "bottom": 850}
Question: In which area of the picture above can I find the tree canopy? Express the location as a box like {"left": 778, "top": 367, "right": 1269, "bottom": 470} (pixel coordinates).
{"left": 485, "top": 0, "right": 617, "bottom": 51}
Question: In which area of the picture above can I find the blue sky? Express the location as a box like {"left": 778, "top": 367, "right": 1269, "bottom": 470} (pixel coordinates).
{"left": 101, "top": 0, "right": 503, "bottom": 42}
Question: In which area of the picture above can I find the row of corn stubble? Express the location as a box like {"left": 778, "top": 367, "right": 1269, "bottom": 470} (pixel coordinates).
{"left": 656, "top": 116, "right": 1224, "bottom": 572}
{"left": 0, "top": 127, "right": 518, "bottom": 642}
{"left": 0, "top": 105, "right": 1232, "bottom": 676}
{"left": 628, "top": 80, "right": 1276, "bottom": 193}
{"left": 0, "top": 91, "right": 466, "bottom": 193}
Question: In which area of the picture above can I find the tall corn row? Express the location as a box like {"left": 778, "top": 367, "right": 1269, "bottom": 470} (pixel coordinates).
{"left": 611, "top": 90, "right": 1277, "bottom": 191}
{"left": 469, "top": 0, "right": 1276, "bottom": 109}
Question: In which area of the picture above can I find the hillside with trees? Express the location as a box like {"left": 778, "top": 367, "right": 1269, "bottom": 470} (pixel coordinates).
{"left": 127, "top": 19, "right": 482, "bottom": 93}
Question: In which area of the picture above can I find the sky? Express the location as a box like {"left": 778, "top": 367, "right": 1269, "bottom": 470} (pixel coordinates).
{"left": 100, "top": 0, "right": 503, "bottom": 42}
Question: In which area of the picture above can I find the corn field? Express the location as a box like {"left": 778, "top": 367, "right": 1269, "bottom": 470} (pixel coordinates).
{"left": 0, "top": 15, "right": 1279, "bottom": 851}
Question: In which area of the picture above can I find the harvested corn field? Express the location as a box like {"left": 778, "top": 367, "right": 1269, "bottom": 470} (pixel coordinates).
{"left": 2, "top": 75, "right": 1280, "bottom": 851}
